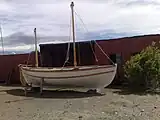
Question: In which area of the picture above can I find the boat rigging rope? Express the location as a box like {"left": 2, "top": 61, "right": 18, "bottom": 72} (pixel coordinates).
{"left": 27, "top": 36, "right": 36, "bottom": 66}
{"left": 62, "top": 13, "right": 72, "bottom": 68}
{"left": 77, "top": 41, "right": 81, "bottom": 65}
{"left": 89, "top": 40, "right": 99, "bottom": 64}
{"left": 26, "top": 51, "right": 31, "bottom": 65}
{"left": 74, "top": 10, "right": 115, "bottom": 65}
{"left": 27, "top": 32, "right": 41, "bottom": 67}
{"left": 62, "top": 41, "right": 70, "bottom": 68}
{"left": 74, "top": 10, "right": 99, "bottom": 65}
{"left": 75, "top": 19, "right": 81, "bottom": 66}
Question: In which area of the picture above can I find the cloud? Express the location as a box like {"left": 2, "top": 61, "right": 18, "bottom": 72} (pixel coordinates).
{"left": 3, "top": 32, "right": 71, "bottom": 45}
{"left": 0, "top": 0, "right": 160, "bottom": 53}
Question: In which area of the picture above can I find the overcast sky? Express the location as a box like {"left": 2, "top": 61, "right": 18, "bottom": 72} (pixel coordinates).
{"left": 0, "top": 0, "right": 160, "bottom": 53}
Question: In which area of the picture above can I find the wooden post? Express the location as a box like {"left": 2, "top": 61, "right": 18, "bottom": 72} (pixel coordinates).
{"left": 0, "top": 25, "right": 4, "bottom": 55}
{"left": 40, "top": 78, "right": 44, "bottom": 95}
{"left": 34, "top": 28, "right": 39, "bottom": 67}
{"left": 24, "top": 86, "right": 28, "bottom": 96}
{"left": 70, "top": 2, "right": 77, "bottom": 68}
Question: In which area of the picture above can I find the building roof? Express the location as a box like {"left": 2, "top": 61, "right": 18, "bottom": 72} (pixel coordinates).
{"left": 39, "top": 40, "right": 95, "bottom": 47}
{"left": 39, "top": 34, "right": 160, "bottom": 46}
{"left": 95, "top": 34, "right": 160, "bottom": 42}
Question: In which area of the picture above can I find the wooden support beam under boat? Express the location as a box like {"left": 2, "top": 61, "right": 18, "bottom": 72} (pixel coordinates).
{"left": 40, "top": 78, "right": 44, "bottom": 95}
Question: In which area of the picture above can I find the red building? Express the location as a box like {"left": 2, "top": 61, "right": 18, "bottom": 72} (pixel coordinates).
{"left": 0, "top": 34, "right": 160, "bottom": 85}
{"left": 0, "top": 53, "right": 36, "bottom": 84}
{"left": 95, "top": 34, "right": 160, "bottom": 65}
{"left": 95, "top": 34, "right": 160, "bottom": 83}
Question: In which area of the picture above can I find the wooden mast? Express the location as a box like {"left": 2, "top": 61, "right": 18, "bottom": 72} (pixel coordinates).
{"left": 70, "top": 2, "right": 77, "bottom": 68}
{"left": 34, "top": 28, "right": 39, "bottom": 67}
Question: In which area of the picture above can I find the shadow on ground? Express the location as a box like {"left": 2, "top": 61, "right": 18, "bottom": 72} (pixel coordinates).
{"left": 0, "top": 83, "right": 21, "bottom": 87}
{"left": 5, "top": 89, "right": 104, "bottom": 99}
{"left": 108, "top": 84, "right": 160, "bottom": 95}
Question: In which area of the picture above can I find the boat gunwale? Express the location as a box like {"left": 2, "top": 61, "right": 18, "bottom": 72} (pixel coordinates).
{"left": 19, "top": 64, "right": 117, "bottom": 73}
{"left": 22, "top": 70, "right": 115, "bottom": 79}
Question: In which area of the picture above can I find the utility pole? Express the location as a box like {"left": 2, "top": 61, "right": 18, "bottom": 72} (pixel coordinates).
{"left": 0, "top": 24, "right": 4, "bottom": 55}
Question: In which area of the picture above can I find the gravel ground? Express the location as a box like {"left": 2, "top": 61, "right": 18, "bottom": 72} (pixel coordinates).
{"left": 0, "top": 85, "right": 160, "bottom": 120}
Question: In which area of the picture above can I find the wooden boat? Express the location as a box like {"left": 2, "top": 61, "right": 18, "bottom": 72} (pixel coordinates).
{"left": 19, "top": 2, "right": 117, "bottom": 94}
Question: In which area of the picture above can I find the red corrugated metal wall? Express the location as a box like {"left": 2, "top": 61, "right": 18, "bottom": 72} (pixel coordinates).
{"left": 0, "top": 34, "right": 160, "bottom": 85}
{"left": 95, "top": 35, "right": 160, "bottom": 82}
{"left": 0, "top": 53, "right": 35, "bottom": 84}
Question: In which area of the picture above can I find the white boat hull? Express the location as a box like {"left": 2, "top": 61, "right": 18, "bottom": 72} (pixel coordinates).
{"left": 19, "top": 64, "right": 117, "bottom": 90}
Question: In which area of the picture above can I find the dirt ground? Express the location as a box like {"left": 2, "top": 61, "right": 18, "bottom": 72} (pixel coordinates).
{"left": 0, "top": 85, "right": 160, "bottom": 120}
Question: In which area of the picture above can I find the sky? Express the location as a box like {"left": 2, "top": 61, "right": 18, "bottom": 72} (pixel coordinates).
{"left": 0, "top": 0, "right": 160, "bottom": 54}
